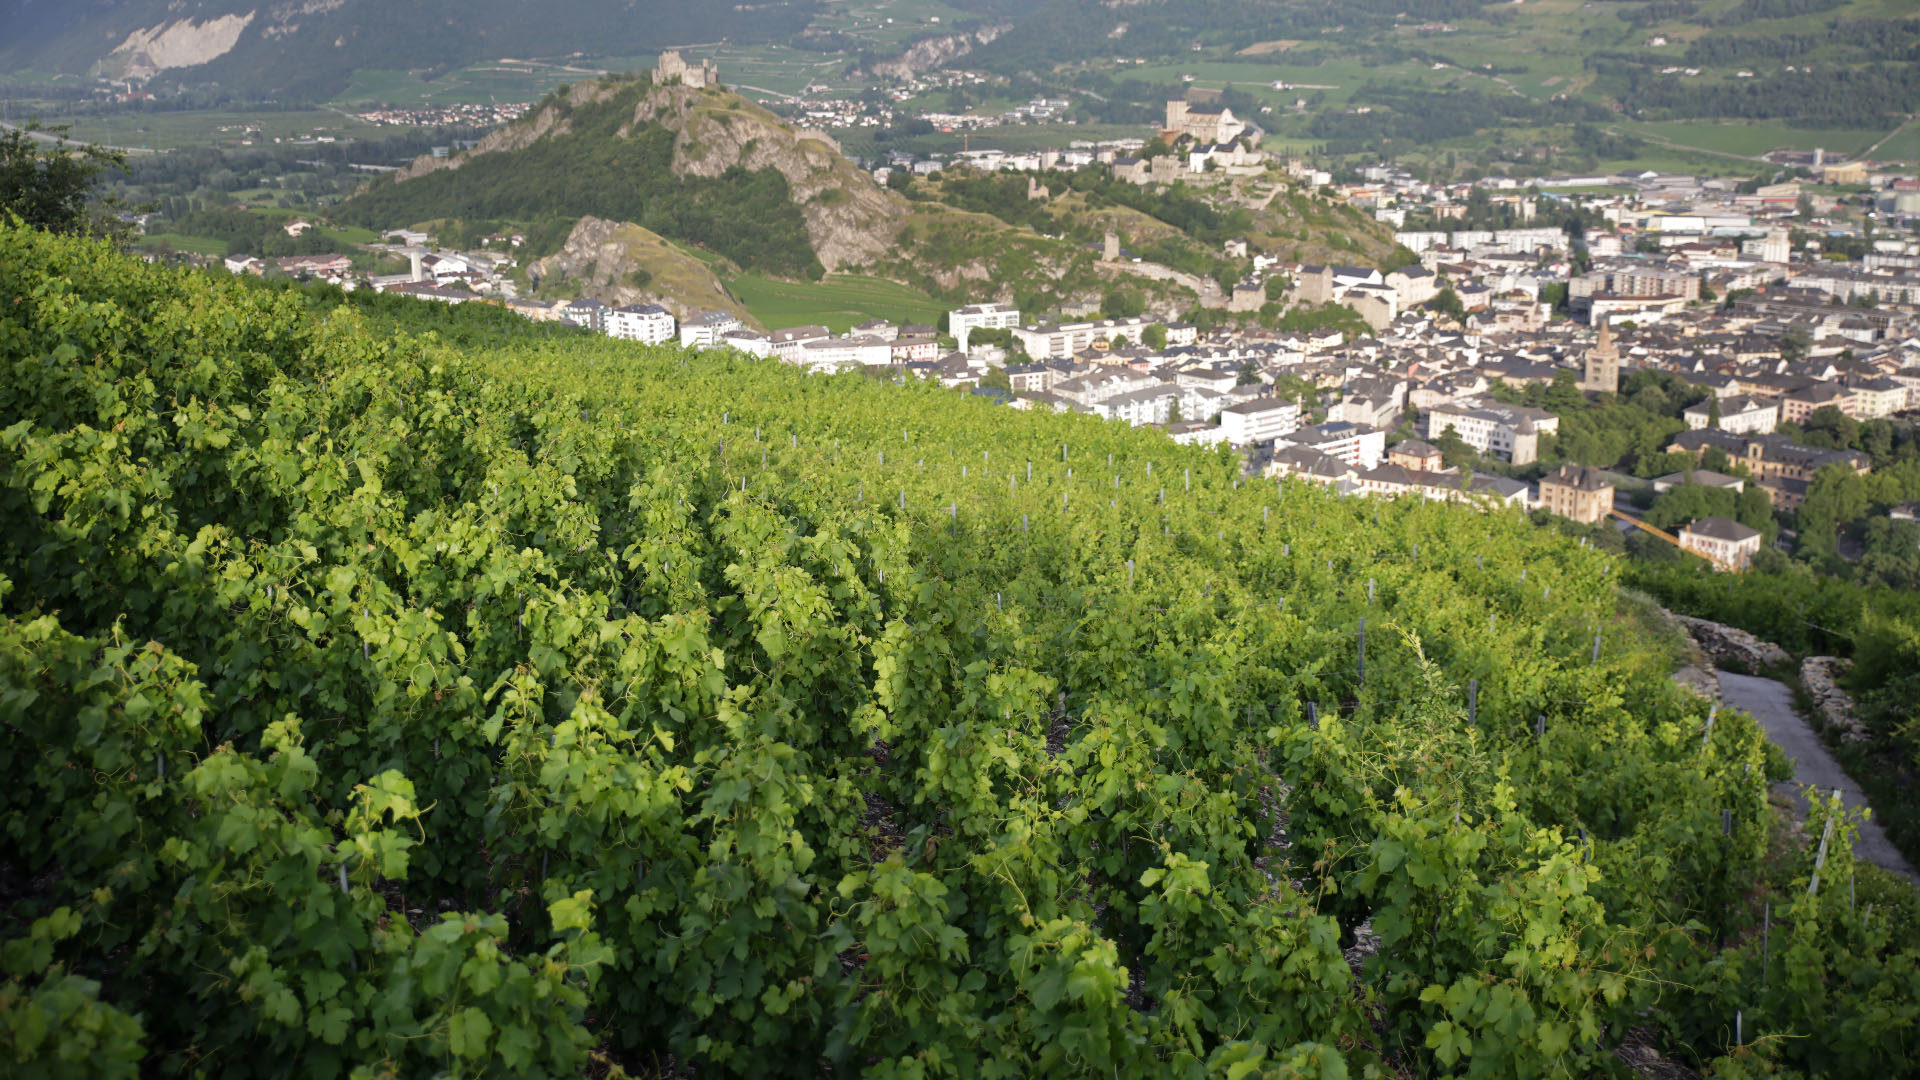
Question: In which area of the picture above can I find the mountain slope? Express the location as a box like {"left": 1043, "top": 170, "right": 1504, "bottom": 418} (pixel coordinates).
{"left": 341, "top": 73, "right": 1206, "bottom": 314}
{"left": 530, "top": 216, "right": 757, "bottom": 326}
{"left": 0, "top": 0, "right": 819, "bottom": 101}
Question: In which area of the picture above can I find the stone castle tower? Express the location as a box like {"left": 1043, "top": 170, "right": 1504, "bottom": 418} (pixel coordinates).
{"left": 656, "top": 50, "right": 718, "bottom": 89}
{"left": 1580, "top": 319, "right": 1620, "bottom": 394}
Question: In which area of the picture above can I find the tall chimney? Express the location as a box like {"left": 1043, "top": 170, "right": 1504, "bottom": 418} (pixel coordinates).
{"left": 409, "top": 250, "right": 424, "bottom": 283}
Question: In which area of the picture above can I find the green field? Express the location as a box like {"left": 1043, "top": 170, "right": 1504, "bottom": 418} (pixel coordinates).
{"left": 1875, "top": 120, "right": 1920, "bottom": 168}
{"left": 1621, "top": 120, "right": 1884, "bottom": 160}
{"left": 726, "top": 273, "right": 946, "bottom": 333}
{"left": 35, "top": 109, "right": 385, "bottom": 152}
{"left": 335, "top": 59, "right": 620, "bottom": 107}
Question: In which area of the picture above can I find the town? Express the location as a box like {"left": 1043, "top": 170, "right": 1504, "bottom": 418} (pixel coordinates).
{"left": 220, "top": 86, "right": 1919, "bottom": 574}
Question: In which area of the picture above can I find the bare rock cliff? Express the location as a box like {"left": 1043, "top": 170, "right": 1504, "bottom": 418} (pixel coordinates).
{"left": 530, "top": 216, "right": 755, "bottom": 326}
{"left": 635, "top": 83, "right": 905, "bottom": 273}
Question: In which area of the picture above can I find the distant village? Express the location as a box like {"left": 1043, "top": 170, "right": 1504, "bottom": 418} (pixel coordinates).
{"left": 224, "top": 81, "right": 1920, "bottom": 572}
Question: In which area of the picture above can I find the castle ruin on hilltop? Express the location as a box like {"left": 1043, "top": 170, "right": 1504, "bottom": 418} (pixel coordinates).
{"left": 656, "top": 50, "right": 718, "bottom": 89}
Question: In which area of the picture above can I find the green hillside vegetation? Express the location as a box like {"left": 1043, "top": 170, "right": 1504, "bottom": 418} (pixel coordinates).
{"left": 339, "top": 79, "right": 824, "bottom": 279}
{"left": 7, "top": 222, "right": 1920, "bottom": 1077}
{"left": 724, "top": 273, "right": 947, "bottom": 333}
{"left": 525, "top": 218, "right": 760, "bottom": 327}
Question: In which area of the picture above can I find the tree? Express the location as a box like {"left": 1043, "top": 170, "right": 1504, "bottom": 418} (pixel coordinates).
{"left": 1706, "top": 395, "right": 1722, "bottom": 429}
{"left": 1, "top": 124, "right": 130, "bottom": 240}
{"left": 978, "top": 366, "right": 1012, "bottom": 392}
{"left": 1434, "top": 423, "right": 1479, "bottom": 472}
{"left": 1426, "top": 287, "right": 1465, "bottom": 322}
{"left": 1141, "top": 323, "right": 1168, "bottom": 350}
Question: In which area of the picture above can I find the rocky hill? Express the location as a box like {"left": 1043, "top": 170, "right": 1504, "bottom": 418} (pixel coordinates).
{"left": 530, "top": 217, "right": 757, "bottom": 327}
{"left": 343, "top": 72, "right": 1206, "bottom": 317}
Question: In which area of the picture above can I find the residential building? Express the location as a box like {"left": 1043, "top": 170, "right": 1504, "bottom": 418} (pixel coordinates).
{"left": 1653, "top": 469, "right": 1744, "bottom": 494}
{"left": 1277, "top": 422, "right": 1386, "bottom": 470}
{"left": 604, "top": 303, "right": 676, "bottom": 345}
{"left": 1537, "top": 465, "right": 1615, "bottom": 525}
{"left": 1387, "top": 439, "right": 1443, "bottom": 471}
{"left": 1682, "top": 394, "right": 1777, "bottom": 434}
{"left": 1778, "top": 382, "right": 1856, "bottom": 425}
{"left": 795, "top": 335, "right": 893, "bottom": 372}
{"left": 769, "top": 325, "right": 832, "bottom": 362}
{"left": 679, "top": 310, "right": 744, "bottom": 349}
{"left": 1420, "top": 398, "right": 1560, "bottom": 465}
{"left": 950, "top": 302, "right": 1020, "bottom": 351}
{"left": 1217, "top": 397, "right": 1301, "bottom": 446}
{"left": 1678, "top": 516, "right": 1762, "bottom": 571}
{"left": 1012, "top": 317, "right": 1155, "bottom": 359}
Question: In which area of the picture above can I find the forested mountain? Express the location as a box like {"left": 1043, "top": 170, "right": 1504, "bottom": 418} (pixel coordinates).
{"left": 0, "top": 0, "right": 818, "bottom": 101}
{"left": 7, "top": 221, "right": 1919, "bottom": 1079}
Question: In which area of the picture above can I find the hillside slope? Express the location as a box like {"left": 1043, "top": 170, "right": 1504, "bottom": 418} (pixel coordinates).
{"left": 343, "top": 73, "right": 1204, "bottom": 314}
{"left": 0, "top": 0, "right": 818, "bottom": 101}
{"left": 6, "top": 222, "right": 1916, "bottom": 1078}
{"left": 530, "top": 216, "right": 756, "bottom": 326}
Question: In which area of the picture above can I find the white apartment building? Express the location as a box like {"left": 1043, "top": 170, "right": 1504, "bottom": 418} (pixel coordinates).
{"left": 680, "top": 311, "right": 744, "bottom": 349}
{"left": 1682, "top": 394, "right": 1777, "bottom": 435}
{"left": 1678, "top": 516, "right": 1762, "bottom": 571}
{"left": 1095, "top": 385, "right": 1180, "bottom": 427}
{"left": 1012, "top": 316, "right": 1156, "bottom": 360}
{"left": 1277, "top": 422, "right": 1386, "bottom": 470}
{"left": 1217, "top": 398, "right": 1301, "bottom": 446}
{"left": 950, "top": 302, "right": 1020, "bottom": 351}
{"left": 1421, "top": 398, "right": 1559, "bottom": 465}
{"left": 769, "top": 325, "right": 832, "bottom": 363}
{"left": 604, "top": 303, "right": 677, "bottom": 345}
{"left": 719, "top": 328, "right": 772, "bottom": 358}
{"left": 795, "top": 335, "right": 893, "bottom": 372}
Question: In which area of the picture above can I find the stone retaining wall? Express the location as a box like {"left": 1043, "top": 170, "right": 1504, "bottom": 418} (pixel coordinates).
{"left": 1671, "top": 614, "right": 1791, "bottom": 672}
{"left": 1801, "top": 656, "right": 1869, "bottom": 744}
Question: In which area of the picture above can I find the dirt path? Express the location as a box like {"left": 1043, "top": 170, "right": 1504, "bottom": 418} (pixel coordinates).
{"left": 1717, "top": 670, "right": 1917, "bottom": 884}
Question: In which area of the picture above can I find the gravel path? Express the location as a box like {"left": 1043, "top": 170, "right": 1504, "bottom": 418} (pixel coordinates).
{"left": 1717, "top": 670, "right": 1917, "bottom": 885}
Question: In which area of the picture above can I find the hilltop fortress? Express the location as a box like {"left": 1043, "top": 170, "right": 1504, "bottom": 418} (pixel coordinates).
{"left": 656, "top": 49, "right": 718, "bottom": 89}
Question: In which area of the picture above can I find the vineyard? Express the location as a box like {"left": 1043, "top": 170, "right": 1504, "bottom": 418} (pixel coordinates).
{"left": 2, "top": 222, "right": 1917, "bottom": 1077}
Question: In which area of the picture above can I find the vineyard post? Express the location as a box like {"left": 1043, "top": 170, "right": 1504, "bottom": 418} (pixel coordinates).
{"left": 1490, "top": 613, "right": 1497, "bottom": 633}
{"left": 1468, "top": 679, "right": 1477, "bottom": 725}
{"left": 1307, "top": 701, "right": 1319, "bottom": 731}
{"left": 1702, "top": 704, "right": 1717, "bottom": 747}
{"left": 1185, "top": 468, "right": 1190, "bottom": 491}
{"left": 900, "top": 490, "right": 905, "bottom": 509}
{"left": 1283, "top": 543, "right": 1290, "bottom": 557}
{"left": 1736, "top": 1011, "right": 1743, "bottom": 1047}
{"left": 1543, "top": 585, "right": 1550, "bottom": 601}
{"left": 1477, "top": 554, "right": 1483, "bottom": 571}
{"left": 1367, "top": 578, "right": 1374, "bottom": 604}
{"left": 1592, "top": 632, "right": 1602, "bottom": 665}
{"left": 1027, "top": 461, "right": 1032, "bottom": 482}
{"left": 1809, "top": 801, "right": 1837, "bottom": 896}
{"left": 1062, "top": 444, "right": 1067, "bottom": 461}
{"left": 1762, "top": 902, "right": 1770, "bottom": 990}
{"left": 1535, "top": 714, "right": 1546, "bottom": 739}
{"left": 858, "top": 482, "right": 864, "bottom": 503}
{"left": 722, "top": 411, "right": 728, "bottom": 423}
{"left": 1023, "top": 514, "right": 1029, "bottom": 533}
{"left": 755, "top": 426, "right": 761, "bottom": 441}
{"left": 1127, "top": 560, "right": 1134, "bottom": 588}
{"left": 1357, "top": 618, "right": 1366, "bottom": 684}
{"left": 1723, "top": 809, "right": 1731, "bottom": 837}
